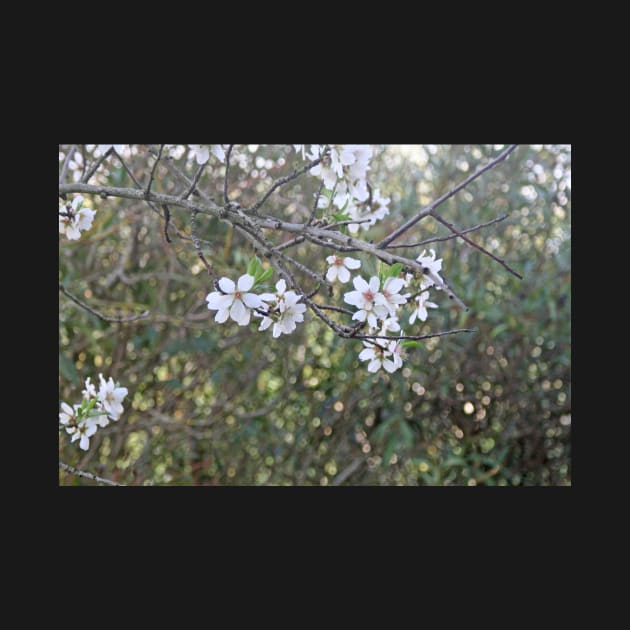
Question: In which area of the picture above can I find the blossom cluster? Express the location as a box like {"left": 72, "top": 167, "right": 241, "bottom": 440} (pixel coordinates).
{"left": 59, "top": 195, "right": 96, "bottom": 240}
{"left": 338, "top": 248, "right": 444, "bottom": 374}
{"left": 59, "top": 374, "right": 128, "bottom": 450}
{"left": 205, "top": 260, "right": 307, "bottom": 338}
{"left": 294, "top": 145, "right": 390, "bottom": 234}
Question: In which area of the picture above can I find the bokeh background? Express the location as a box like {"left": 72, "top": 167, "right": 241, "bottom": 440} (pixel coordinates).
{"left": 59, "top": 144, "right": 571, "bottom": 485}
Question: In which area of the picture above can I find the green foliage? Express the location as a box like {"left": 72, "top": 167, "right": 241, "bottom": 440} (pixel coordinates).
{"left": 59, "top": 144, "right": 571, "bottom": 486}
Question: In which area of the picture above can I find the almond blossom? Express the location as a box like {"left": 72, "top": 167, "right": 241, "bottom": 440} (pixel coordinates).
{"left": 206, "top": 274, "right": 263, "bottom": 326}
{"left": 416, "top": 249, "right": 444, "bottom": 290}
{"left": 344, "top": 276, "right": 388, "bottom": 329}
{"left": 409, "top": 291, "right": 438, "bottom": 324}
{"left": 325, "top": 255, "right": 361, "bottom": 283}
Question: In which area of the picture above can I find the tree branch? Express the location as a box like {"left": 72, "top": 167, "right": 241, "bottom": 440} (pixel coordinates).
{"left": 59, "top": 283, "right": 150, "bottom": 323}
{"left": 384, "top": 214, "right": 509, "bottom": 249}
{"left": 430, "top": 212, "right": 522, "bottom": 279}
{"left": 59, "top": 461, "right": 123, "bottom": 486}
{"left": 377, "top": 144, "right": 518, "bottom": 248}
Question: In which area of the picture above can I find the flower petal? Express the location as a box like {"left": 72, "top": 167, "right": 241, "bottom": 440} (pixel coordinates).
{"left": 242, "top": 292, "right": 263, "bottom": 309}
{"left": 326, "top": 266, "right": 338, "bottom": 282}
{"left": 358, "top": 348, "right": 374, "bottom": 361}
{"left": 237, "top": 274, "right": 255, "bottom": 292}
{"left": 206, "top": 292, "right": 233, "bottom": 310}
{"left": 353, "top": 276, "right": 368, "bottom": 292}
{"left": 337, "top": 266, "right": 350, "bottom": 283}
{"left": 367, "top": 359, "right": 381, "bottom": 373}
{"left": 215, "top": 309, "right": 229, "bottom": 323}
{"left": 218, "top": 277, "right": 235, "bottom": 294}
{"left": 276, "top": 279, "right": 287, "bottom": 294}
{"left": 230, "top": 299, "right": 250, "bottom": 325}
{"left": 344, "top": 257, "right": 361, "bottom": 270}
{"left": 385, "top": 277, "right": 404, "bottom": 293}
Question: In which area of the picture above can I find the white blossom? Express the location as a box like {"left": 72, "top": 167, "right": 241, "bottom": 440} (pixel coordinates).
{"left": 70, "top": 419, "right": 97, "bottom": 451}
{"left": 59, "top": 402, "right": 78, "bottom": 426}
{"left": 409, "top": 291, "right": 438, "bottom": 324}
{"left": 416, "top": 249, "right": 444, "bottom": 290}
{"left": 211, "top": 144, "right": 226, "bottom": 162}
{"left": 325, "top": 255, "right": 361, "bottom": 283}
{"left": 82, "top": 377, "right": 96, "bottom": 399}
{"left": 375, "top": 276, "right": 408, "bottom": 316}
{"left": 206, "top": 274, "right": 263, "bottom": 326}
{"left": 258, "top": 279, "right": 306, "bottom": 337}
{"left": 190, "top": 144, "right": 210, "bottom": 164}
{"left": 310, "top": 161, "right": 337, "bottom": 189}
{"left": 97, "top": 374, "right": 128, "bottom": 420}
{"left": 344, "top": 276, "right": 388, "bottom": 329}
{"left": 260, "top": 278, "right": 289, "bottom": 304}
{"left": 59, "top": 196, "right": 96, "bottom": 240}
{"left": 358, "top": 339, "right": 398, "bottom": 373}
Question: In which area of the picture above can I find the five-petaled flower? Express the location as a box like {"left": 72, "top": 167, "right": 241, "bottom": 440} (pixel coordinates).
{"left": 409, "top": 291, "right": 438, "bottom": 324}
{"left": 206, "top": 274, "right": 263, "bottom": 326}
{"left": 375, "top": 276, "right": 408, "bottom": 316}
{"left": 325, "top": 255, "right": 361, "bottom": 283}
{"left": 416, "top": 249, "right": 443, "bottom": 290}
{"left": 70, "top": 419, "right": 98, "bottom": 451}
{"left": 358, "top": 340, "right": 399, "bottom": 373}
{"left": 97, "top": 374, "right": 129, "bottom": 420}
{"left": 344, "top": 276, "right": 388, "bottom": 329}
{"left": 59, "top": 196, "right": 96, "bottom": 240}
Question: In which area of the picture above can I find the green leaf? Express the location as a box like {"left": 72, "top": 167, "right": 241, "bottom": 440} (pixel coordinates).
{"left": 247, "top": 256, "right": 263, "bottom": 277}
{"left": 386, "top": 263, "right": 404, "bottom": 279}
{"left": 255, "top": 268, "right": 274, "bottom": 285}
{"left": 402, "top": 340, "right": 422, "bottom": 349}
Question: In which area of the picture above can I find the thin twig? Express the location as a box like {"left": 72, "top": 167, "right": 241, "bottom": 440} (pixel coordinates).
{"left": 59, "top": 461, "right": 123, "bottom": 486}
{"left": 332, "top": 458, "right": 364, "bottom": 486}
{"left": 145, "top": 144, "right": 164, "bottom": 195}
{"left": 190, "top": 210, "right": 215, "bottom": 278}
{"left": 224, "top": 144, "right": 234, "bottom": 204}
{"left": 378, "top": 144, "right": 518, "bottom": 247}
{"left": 183, "top": 161, "right": 208, "bottom": 200}
{"left": 306, "top": 180, "right": 325, "bottom": 226}
{"left": 249, "top": 154, "right": 325, "bottom": 214}
{"left": 162, "top": 204, "right": 172, "bottom": 243}
{"left": 82, "top": 146, "right": 112, "bottom": 184}
{"left": 317, "top": 303, "right": 355, "bottom": 316}
{"left": 355, "top": 328, "right": 476, "bottom": 342}
{"left": 59, "top": 283, "right": 150, "bottom": 323}
{"left": 59, "top": 145, "right": 77, "bottom": 184}
{"left": 385, "top": 215, "right": 509, "bottom": 249}
{"left": 430, "top": 212, "right": 522, "bottom": 279}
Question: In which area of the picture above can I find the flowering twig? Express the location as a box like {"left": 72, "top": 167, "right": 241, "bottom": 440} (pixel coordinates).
{"left": 59, "top": 282, "right": 150, "bottom": 323}
{"left": 377, "top": 144, "right": 518, "bottom": 248}
{"left": 59, "top": 461, "right": 123, "bottom": 486}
